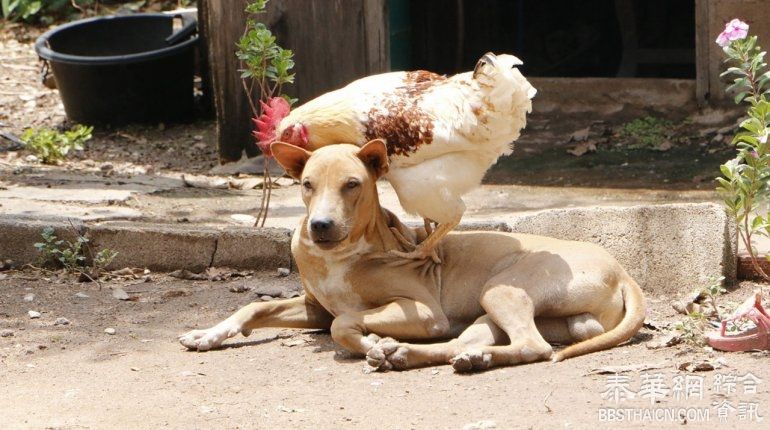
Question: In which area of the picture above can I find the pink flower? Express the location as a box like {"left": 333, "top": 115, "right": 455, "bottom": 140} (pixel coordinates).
{"left": 716, "top": 19, "right": 749, "bottom": 47}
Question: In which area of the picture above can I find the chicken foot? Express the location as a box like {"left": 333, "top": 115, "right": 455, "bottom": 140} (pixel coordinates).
{"left": 389, "top": 219, "right": 459, "bottom": 263}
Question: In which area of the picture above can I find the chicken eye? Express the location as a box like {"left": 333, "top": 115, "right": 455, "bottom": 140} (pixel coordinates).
{"left": 302, "top": 180, "right": 313, "bottom": 191}
{"left": 346, "top": 179, "right": 360, "bottom": 189}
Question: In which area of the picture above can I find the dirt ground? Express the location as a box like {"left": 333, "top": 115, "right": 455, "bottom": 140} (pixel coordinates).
{"left": 1, "top": 269, "right": 769, "bottom": 429}
{"left": 1, "top": 17, "right": 767, "bottom": 430}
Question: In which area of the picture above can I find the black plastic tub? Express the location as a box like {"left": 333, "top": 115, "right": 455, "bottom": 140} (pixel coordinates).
{"left": 35, "top": 14, "right": 198, "bottom": 125}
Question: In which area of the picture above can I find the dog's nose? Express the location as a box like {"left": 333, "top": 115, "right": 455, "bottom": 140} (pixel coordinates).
{"left": 310, "top": 218, "right": 334, "bottom": 233}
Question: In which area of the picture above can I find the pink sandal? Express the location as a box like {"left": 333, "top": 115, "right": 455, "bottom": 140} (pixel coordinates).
{"left": 706, "top": 292, "right": 770, "bottom": 352}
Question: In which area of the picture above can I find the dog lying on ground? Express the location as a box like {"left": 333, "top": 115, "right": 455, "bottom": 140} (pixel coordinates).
{"left": 179, "top": 140, "right": 646, "bottom": 371}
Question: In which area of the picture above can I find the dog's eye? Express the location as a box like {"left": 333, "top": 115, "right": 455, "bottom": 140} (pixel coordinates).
{"left": 346, "top": 179, "right": 360, "bottom": 189}
{"left": 302, "top": 180, "right": 313, "bottom": 191}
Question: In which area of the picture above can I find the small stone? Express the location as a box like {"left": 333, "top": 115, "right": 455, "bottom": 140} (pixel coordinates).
{"left": 54, "top": 317, "right": 70, "bottom": 326}
{"left": 277, "top": 267, "right": 290, "bottom": 277}
{"left": 112, "top": 287, "right": 130, "bottom": 301}
{"left": 23, "top": 293, "right": 35, "bottom": 302}
{"left": 229, "top": 284, "right": 250, "bottom": 293}
{"left": 279, "top": 290, "right": 301, "bottom": 299}
{"left": 252, "top": 285, "right": 284, "bottom": 297}
{"left": 104, "top": 328, "right": 116, "bottom": 335}
{"left": 193, "top": 135, "right": 204, "bottom": 141}
{"left": 74, "top": 292, "right": 89, "bottom": 299}
{"left": 0, "top": 329, "right": 13, "bottom": 337}
{"left": 463, "top": 420, "right": 497, "bottom": 430}
{"left": 24, "top": 154, "right": 39, "bottom": 163}
{"left": 260, "top": 295, "right": 274, "bottom": 301}
{"left": 28, "top": 310, "right": 41, "bottom": 319}
{"left": 100, "top": 163, "right": 114, "bottom": 172}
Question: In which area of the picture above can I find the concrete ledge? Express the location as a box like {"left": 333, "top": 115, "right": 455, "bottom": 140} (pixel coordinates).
{"left": 0, "top": 203, "right": 737, "bottom": 293}
{"left": 211, "top": 227, "right": 292, "bottom": 270}
{"left": 501, "top": 203, "right": 737, "bottom": 293}
{"left": 86, "top": 222, "right": 219, "bottom": 273}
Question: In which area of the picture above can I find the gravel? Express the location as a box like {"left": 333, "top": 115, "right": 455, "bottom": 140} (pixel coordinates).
{"left": 28, "top": 310, "right": 41, "bottom": 319}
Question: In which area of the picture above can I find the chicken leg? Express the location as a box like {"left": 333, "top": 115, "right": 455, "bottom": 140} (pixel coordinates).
{"left": 389, "top": 218, "right": 459, "bottom": 263}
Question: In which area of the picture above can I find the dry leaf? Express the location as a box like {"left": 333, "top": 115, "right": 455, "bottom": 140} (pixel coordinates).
{"left": 567, "top": 141, "right": 597, "bottom": 157}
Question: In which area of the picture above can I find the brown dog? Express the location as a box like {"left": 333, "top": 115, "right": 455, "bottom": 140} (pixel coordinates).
{"left": 179, "top": 140, "right": 645, "bottom": 371}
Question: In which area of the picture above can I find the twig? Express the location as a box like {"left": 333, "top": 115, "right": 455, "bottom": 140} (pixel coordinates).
{"left": 261, "top": 161, "right": 273, "bottom": 227}
{"left": 543, "top": 389, "right": 553, "bottom": 413}
{"left": 70, "top": 0, "right": 87, "bottom": 16}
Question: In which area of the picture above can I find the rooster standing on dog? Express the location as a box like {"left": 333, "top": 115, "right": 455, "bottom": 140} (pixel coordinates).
{"left": 255, "top": 52, "right": 536, "bottom": 261}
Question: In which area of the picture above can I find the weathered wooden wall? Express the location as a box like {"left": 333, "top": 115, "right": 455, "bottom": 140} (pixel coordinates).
{"left": 696, "top": 0, "right": 770, "bottom": 103}
{"left": 200, "top": 0, "right": 390, "bottom": 163}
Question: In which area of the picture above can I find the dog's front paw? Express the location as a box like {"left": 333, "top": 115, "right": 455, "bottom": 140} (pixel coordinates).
{"left": 365, "top": 337, "right": 409, "bottom": 371}
{"left": 178, "top": 322, "right": 241, "bottom": 351}
{"left": 450, "top": 350, "right": 492, "bottom": 373}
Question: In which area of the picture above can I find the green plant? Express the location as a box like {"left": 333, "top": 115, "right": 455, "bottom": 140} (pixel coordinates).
{"left": 34, "top": 226, "right": 117, "bottom": 287}
{"left": 236, "top": 0, "right": 296, "bottom": 227}
{"left": 21, "top": 124, "right": 93, "bottom": 164}
{"left": 2, "top": 1, "right": 194, "bottom": 24}
{"left": 620, "top": 116, "right": 673, "bottom": 150}
{"left": 2, "top": 0, "right": 42, "bottom": 21}
{"left": 715, "top": 20, "right": 770, "bottom": 280}
{"left": 2, "top": 0, "right": 86, "bottom": 23}
{"left": 701, "top": 275, "right": 727, "bottom": 319}
{"left": 674, "top": 311, "right": 709, "bottom": 346}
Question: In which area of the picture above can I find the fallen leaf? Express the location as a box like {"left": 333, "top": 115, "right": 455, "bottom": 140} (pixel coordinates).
{"left": 181, "top": 174, "right": 228, "bottom": 189}
{"left": 113, "top": 267, "right": 145, "bottom": 277}
{"left": 678, "top": 360, "right": 721, "bottom": 372}
{"left": 282, "top": 339, "right": 308, "bottom": 347}
{"left": 169, "top": 269, "right": 208, "bottom": 281}
{"left": 646, "top": 332, "right": 682, "bottom": 349}
{"left": 567, "top": 141, "right": 597, "bottom": 157}
{"left": 570, "top": 127, "right": 590, "bottom": 142}
{"left": 229, "top": 177, "right": 263, "bottom": 190}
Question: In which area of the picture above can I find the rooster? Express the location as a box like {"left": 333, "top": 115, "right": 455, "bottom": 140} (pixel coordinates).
{"left": 255, "top": 52, "right": 536, "bottom": 261}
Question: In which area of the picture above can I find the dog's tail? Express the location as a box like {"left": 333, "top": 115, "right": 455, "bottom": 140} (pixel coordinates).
{"left": 552, "top": 276, "right": 646, "bottom": 362}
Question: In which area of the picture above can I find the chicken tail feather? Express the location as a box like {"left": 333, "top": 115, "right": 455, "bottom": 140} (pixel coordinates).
{"left": 472, "top": 52, "right": 498, "bottom": 79}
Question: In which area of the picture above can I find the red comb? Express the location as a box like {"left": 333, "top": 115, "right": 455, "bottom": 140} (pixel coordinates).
{"left": 252, "top": 97, "right": 291, "bottom": 157}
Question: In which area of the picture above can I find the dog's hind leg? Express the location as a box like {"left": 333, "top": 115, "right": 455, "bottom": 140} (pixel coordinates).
{"left": 450, "top": 283, "right": 553, "bottom": 372}
{"left": 330, "top": 298, "right": 449, "bottom": 369}
{"left": 366, "top": 315, "right": 507, "bottom": 371}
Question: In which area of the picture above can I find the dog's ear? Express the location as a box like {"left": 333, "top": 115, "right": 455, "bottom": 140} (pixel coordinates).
{"left": 271, "top": 142, "right": 311, "bottom": 179}
{"left": 357, "top": 139, "right": 389, "bottom": 179}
